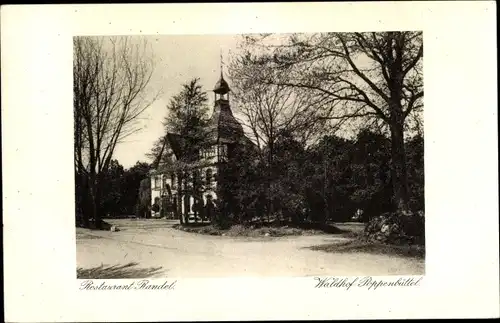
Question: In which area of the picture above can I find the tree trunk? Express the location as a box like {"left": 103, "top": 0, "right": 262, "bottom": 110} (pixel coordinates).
{"left": 78, "top": 175, "right": 91, "bottom": 228}
{"left": 83, "top": 178, "right": 91, "bottom": 228}
{"left": 323, "top": 160, "right": 329, "bottom": 223}
{"left": 267, "top": 138, "right": 274, "bottom": 224}
{"left": 390, "top": 119, "right": 410, "bottom": 213}
{"left": 388, "top": 40, "right": 411, "bottom": 214}
{"left": 87, "top": 171, "right": 104, "bottom": 229}
{"left": 94, "top": 181, "right": 104, "bottom": 229}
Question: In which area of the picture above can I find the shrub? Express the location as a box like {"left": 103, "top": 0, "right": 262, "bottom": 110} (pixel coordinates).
{"left": 212, "top": 208, "right": 232, "bottom": 230}
{"left": 364, "top": 211, "right": 425, "bottom": 245}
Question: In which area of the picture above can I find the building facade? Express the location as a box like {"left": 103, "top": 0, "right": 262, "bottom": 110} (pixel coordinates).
{"left": 150, "top": 70, "right": 251, "bottom": 221}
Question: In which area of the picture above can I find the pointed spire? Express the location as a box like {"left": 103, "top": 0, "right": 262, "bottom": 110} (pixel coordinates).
{"left": 214, "top": 49, "right": 230, "bottom": 95}
{"left": 220, "top": 48, "right": 224, "bottom": 77}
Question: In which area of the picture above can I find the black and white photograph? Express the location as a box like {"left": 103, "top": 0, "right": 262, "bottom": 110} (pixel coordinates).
{"left": 74, "top": 32, "right": 425, "bottom": 279}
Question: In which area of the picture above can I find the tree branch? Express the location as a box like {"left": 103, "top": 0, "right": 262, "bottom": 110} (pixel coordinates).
{"left": 338, "top": 35, "right": 390, "bottom": 104}
{"left": 403, "top": 44, "right": 423, "bottom": 77}
{"left": 404, "top": 90, "right": 423, "bottom": 119}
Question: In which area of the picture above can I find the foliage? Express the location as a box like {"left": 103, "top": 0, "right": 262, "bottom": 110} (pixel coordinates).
{"left": 121, "top": 161, "right": 151, "bottom": 215}
{"left": 305, "top": 134, "right": 355, "bottom": 223}
{"left": 84, "top": 33, "right": 425, "bottom": 245}
{"left": 81, "top": 159, "right": 153, "bottom": 219}
{"left": 88, "top": 128, "right": 423, "bottom": 239}
{"left": 406, "top": 134, "right": 425, "bottom": 212}
{"left": 364, "top": 211, "right": 425, "bottom": 246}
{"left": 216, "top": 142, "right": 262, "bottom": 225}
{"left": 100, "top": 160, "right": 125, "bottom": 217}
{"left": 216, "top": 125, "right": 424, "bottom": 229}
{"left": 136, "top": 177, "right": 151, "bottom": 218}
{"left": 221, "top": 33, "right": 426, "bottom": 240}
{"left": 235, "top": 32, "right": 423, "bottom": 213}
{"left": 148, "top": 78, "right": 211, "bottom": 166}
{"left": 175, "top": 223, "right": 328, "bottom": 237}
{"left": 147, "top": 79, "right": 213, "bottom": 224}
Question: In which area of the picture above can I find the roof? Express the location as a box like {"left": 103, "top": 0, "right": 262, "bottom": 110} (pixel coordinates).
{"left": 213, "top": 73, "right": 231, "bottom": 94}
{"left": 208, "top": 99, "right": 244, "bottom": 144}
{"left": 166, "top": 133, "right": 185, "bottom": 160}
{"left": 152, "top": 71, "right": 251, "bottom": 170}
{"left": 151, "top": 133, "right": 184, "bottom": 170}
{"left": 240, "top": 135, "right": 257, "bottom": 149}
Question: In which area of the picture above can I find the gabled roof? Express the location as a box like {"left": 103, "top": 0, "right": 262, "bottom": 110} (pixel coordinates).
{"left": 152, "top": 133, "right": 184, "bottom": 170}
{"left": 166, "top": 133, "right": 185, "bottom": 160}
{"left": 165, "top": 132, "right": 203, "bottom": 163}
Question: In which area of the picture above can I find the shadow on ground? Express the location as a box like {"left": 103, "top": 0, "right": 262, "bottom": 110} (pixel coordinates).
{"left": 307, "top": 240, "right": 425, "bottom": 259}
{"left": 77, "top": 262, "right": 166, "bottom": 279}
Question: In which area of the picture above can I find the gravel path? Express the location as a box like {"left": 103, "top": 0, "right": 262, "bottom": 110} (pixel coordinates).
{"left": 76, "top": 219, "right": 424, "bottom": 278}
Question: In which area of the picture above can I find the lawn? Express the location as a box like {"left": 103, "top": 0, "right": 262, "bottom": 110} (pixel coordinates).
{"left": 173, "top": 221, "right": 349, "bottom": 237}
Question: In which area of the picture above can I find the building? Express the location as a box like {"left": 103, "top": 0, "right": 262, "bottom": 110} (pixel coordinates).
{"left": 149, "top": 68, "right": 252, "bottom": 221}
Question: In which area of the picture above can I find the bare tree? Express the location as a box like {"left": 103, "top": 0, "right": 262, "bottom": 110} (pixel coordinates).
{"left": 229, "top": 53, "right": 331, "bottom": 157}
{"left": 229, "top": 54, "right": 333, "bottom": 221}
{"left": 239, "top": 32, "right": 423, "bottom": 213}
{"left": 74, "top": 36, "right": 160, "bottom": 228}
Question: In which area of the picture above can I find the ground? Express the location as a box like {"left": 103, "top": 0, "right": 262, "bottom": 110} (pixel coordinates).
{"left": 76, "top": 219, "right": 424, "bottom": 278}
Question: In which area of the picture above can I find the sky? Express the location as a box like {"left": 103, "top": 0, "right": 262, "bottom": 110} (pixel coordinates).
{"left": 93, "top": 33, "right": 421, "bottom": 169}
{"left": 112, "top": 34, "right": 244, "bottom": 169}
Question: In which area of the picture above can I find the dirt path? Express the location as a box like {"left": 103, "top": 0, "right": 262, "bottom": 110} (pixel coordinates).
{"left": 76, "top": 219, "right": 424, "bottom": 278}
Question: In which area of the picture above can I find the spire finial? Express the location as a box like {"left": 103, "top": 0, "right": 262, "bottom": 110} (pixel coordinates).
{"left": 220, "top": 48, "right": 224, "bottom": 76}
{"left": 214, "top": 49, "right": 230, "bottom": 95}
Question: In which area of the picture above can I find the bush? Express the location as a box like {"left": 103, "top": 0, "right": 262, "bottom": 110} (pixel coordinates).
{"left": 364, "top": 211, "right": 425, "bottom": 245}
{"left": 212, "top": 208, "right": 232, "bottom": 230}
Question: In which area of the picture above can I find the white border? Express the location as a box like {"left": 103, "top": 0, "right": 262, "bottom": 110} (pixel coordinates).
{"left": 2, "top": 2, "right": 498, "bottom": 321}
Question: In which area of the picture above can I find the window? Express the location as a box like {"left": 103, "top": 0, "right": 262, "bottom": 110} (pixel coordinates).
{"left": 171, "top": 174, "right": 175, "bottom": 189}
{"left": 219, "top": 145, "right": 228, "bottom": 161}
{"left": 154, "top": 176, "right": 160, "bottom": 189}
{"left": 164, "top": 184, "right": 172, "bottom": 196}
{"left": 206, "top": 168, "right": 213, "bottom": 185}
{"left": 202, "top": 147, "right": 215, "bottom": 158}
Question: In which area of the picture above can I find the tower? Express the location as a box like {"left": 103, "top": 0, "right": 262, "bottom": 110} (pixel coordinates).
{"left": 213, "top": 53, "right": 230, "bottom": 101}
{"left": 150, "top": 59, "right": 253, "bottom": 222}
{"left": 213, "top": 71, "right": 230, "bottom": 101}
{"left": 208, "top": 63, "right": 244, "bottom": 162}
